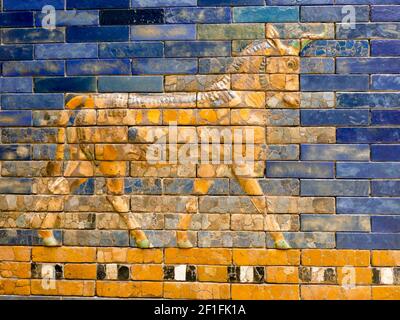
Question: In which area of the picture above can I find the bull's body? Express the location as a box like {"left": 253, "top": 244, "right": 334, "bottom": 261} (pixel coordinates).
{"left": 37, "top": 28, "right": 299, "bottom": 249}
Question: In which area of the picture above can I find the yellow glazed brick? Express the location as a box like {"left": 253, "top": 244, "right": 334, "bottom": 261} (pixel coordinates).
{"left": 0, "top": 246, "right": 31, "bottom": 261}
{"left": 32, "top": 247, "right": 96, "bottom": 263}
{"left": 164, "top": 282, "right": 230, "bottom": 299}
{"left": 97, "top": 248, "right": 163, "bottom": 264}
{"left": 131, "top": 265, "right": 163, "bottom": 281}
{"left": 233, "top": 249, "right": 300, "bottom": 266}
{"left": 267, "top": 127, "right": 336, "bottom": 144}
{"left": 302, "top": 250, "right": 370, "bottom": 267}
{"left": 232, "top": 284, "right": 299, "bottom": 300}
{"left": 0, "top": 262, "right": 31, "bottom": 279}
{"left": 96, "top": 281, "right": 163, "bottom": 298}
{"left": 64, "top": 264, "right": 97, "bottom": 280}
{"left": 337, "top": 267, "right": 373, "bottom": 286}
{"left": 198, "top": 266, "right": 229, "bottom": 283}
{"left": 0, "top": 279, "right": 30, "bottom": 295}
{"left": 372, "top": 286, "right": 400, "bottom": 300}
{"left": 165, "top": 248, "right": 232, "bottom": 265}
{"left": 31, "top": 280, "right": 95, "bottom": 296}
{"left": 372, "top": 251, "right": 400, "bottom": 266}
{"left": 265, "top": 266, "right": 299, "bottom": 284}
{"left": 301, "top": 285, "right": 371, "bottom": 300}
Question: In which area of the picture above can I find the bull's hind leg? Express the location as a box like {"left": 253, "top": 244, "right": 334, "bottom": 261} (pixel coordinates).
{"left": 105, "top": 177, "right": 151, "bottom": 249}
{"left": 231, "top": 164, "right": 291, "bottom": 249}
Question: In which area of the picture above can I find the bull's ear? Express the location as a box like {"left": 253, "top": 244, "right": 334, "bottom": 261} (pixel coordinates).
{"left": 266, "top": 25, "right": 280, "bottom": 39}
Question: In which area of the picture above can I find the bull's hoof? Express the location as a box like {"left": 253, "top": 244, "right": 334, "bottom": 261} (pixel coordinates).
{"left": 177, "top": 240, "right": 193, "bottom": 249}
{"left": 42, "top": 236, "right": 60, "bottom": 247}
{"left": 274, "top": 239, "right": 291, "bottom": 250}
{"left": 136, "top": 239, "right": 151, "bottom": 249}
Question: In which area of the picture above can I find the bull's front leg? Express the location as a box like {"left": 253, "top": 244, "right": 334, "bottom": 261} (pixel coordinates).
{"left": 231, "top": 164, "right": 291, "bottom": 249}
{"left": 104, "top": 174, "right": 151, "bottom": 249}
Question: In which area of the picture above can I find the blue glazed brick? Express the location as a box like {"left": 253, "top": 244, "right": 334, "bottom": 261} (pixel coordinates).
{"left": 0, "top": 111, "right": 32, "bottom": 127}
{"left": 0, "top": 12, "right": 33, "bottom": 27}
{"left": 266, "top": 161, "right": 334, "bottom": 178}
{"left": 337, "top": 58, "right": 400, "bottom": 73}
{"left": 300, "top": 58, "right": 334, "bottom": 73}
{"left": 0, "top": 145, "right": 31, "bottom": 160}
{"left": 132, "top": 58, "right": 197, "bottom": 74}
{"left": 72, "top": 178, "right": 95, "bottom": 195}
{"left": 165, "top": 7, "right": 231, "bottom": 23}
{"left": 371, "top": 145, "right": 400, "bottom": 161}
{"left": 301, "top": 5, "right": 369, "bottom": 22}
{"left": 337, "top": 197, "right": 400, "bottom": 214}
{"left": 372, "top": 110, "right": 400, "bottom": 125}
{"left": 0, "top": 78, "right": 32, "bottom": 93}
{"left": 371, "top": 40, "right": 400, "bottom": 56}
{"left": 337, "top": 233, "right": 400, "bottom": 250}
{"left": 66, "top": 26, "right": 129, "bottom": 42}
{"left": 125, "top": 178, "right": 162, "bottom": 195}
{"left": 68, "top": 0, "right": 129, "bottom": 9}
{"left": 337, "top": 93, "right": 400, "bottom": 108}
{"left": 2, "top": 28, "right": 65, "bottom": 44}
{"left": 35, "top": 10, "right": 99, "bottom": 26}
{"left": 372, "top": 181, "right": 400, "bottom": 196}
{"left": 266, "top": 0, "right": 333, "bottom": 4}
{"left": 3, "top": 61, "right": 64, "bottom": 77}
{"left": 301, "top": 144, "right": 370, "bottom": 161}
{"left": 372, "top": 6, "right": 400, "bottom": 21}
{"left": 336, "top": 0, "right": 400, "bottom": 3}
{"left": 372, "top": 216, "right": 400, "bottom": 233}
{"left": 133, "top": 0, "right": 197, "bottom": 6}
{"left": 301, "top": 110, "right": 368, "bottom": 126}
{"left": 99, "top": 42, "right": 163, "bottom": 58}
{"left": 4, "top": 0, "right": 64, "bottom": 10}
{"left": 67, "top": 59, "right": 131, "bottom": 75}
{"left": 301, "top": 75, "right": 369, "bottom": 91}
{"left": 131, "top": 25, "right": 196, "bottom": 40}
{"left": 33, "top": 145, "right": 57, "bottom": 160}
{"left": 0, "top": 45, "right": 33, "bottom": 61}
{"left": 301, "top": 40, "right": 369, "bottom": 57}
{"left": 198, "top": 0, "right": 264, "bottom": 5}
{"left": 1, "top": 94, "right": 61, "bottom": 111}
{"left": 98, "top": 76, "right": 163, "bottom": 92}
{"left": 337, "top": 23, "right": 400, "bottom": 39}
{"left": 2, "top": 94, "right": 64, "bottom": 110}
{"left": 372, "top": 75, "right": 400, "bottom": 90}
{"left": 301, "top": 180, "right": 369, "bottom": 196}
{"left": 0, "top": 178, "right": 32, "bottom": 194}
{"left": 35, "top": 77, "right": 97, "bottom": 93}
{"left": 100, "top": 9, "right": 164, "bottom": 25}
{"left": 2, "top": 128, "right": 60, "bottom": 143}
{"left": 35, "top": 43, "right": 98, "bottom": 59}
{"left": 337, "top": 162, "right": 400, "bottom": 178}
{"left": 337, "top": 128, "right": 400, "bottom": 143}
{"left": 165, "top": 41, "right": 231, "bottom": 57}
{"left": 233, "top": 6, "right": 299, "bottom": 22}
{"left": 301, "top": 215, "right": 370, "bottom": 232}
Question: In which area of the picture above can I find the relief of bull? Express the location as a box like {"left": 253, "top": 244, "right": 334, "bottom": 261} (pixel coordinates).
{"left": 35, "top": 26, "right": 308, "bottom": 250}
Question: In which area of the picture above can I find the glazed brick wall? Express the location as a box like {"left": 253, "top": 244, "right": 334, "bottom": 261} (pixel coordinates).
{"left": 1, "top": 0, "right": 400, "bottom": 300}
